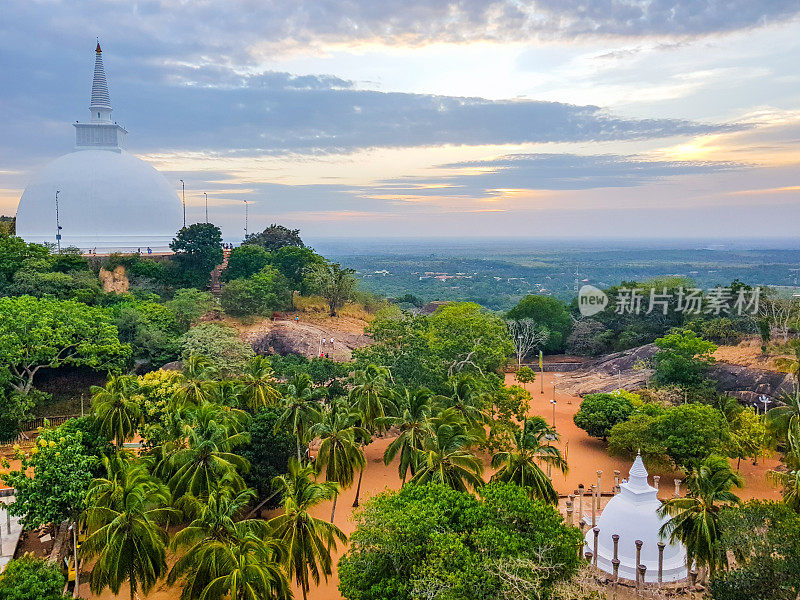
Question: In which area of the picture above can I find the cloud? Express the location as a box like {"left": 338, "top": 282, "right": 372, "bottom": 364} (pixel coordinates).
{"left": 372, "top": 153, "right": 740, "bottom": 199}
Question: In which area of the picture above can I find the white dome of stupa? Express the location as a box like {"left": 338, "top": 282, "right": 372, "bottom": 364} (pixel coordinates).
{"left": 584, "top": 454, "right": 687, "bottom": 583}
{"left": 15, "top": 43, "right": 182, "bottom": 252}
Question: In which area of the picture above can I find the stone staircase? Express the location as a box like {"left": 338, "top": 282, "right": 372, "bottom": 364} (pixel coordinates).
{"left": 209, "top": 247, "right": 231, "bottom": 295}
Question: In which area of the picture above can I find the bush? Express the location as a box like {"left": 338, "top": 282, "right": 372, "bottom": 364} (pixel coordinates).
{"left": 652, "top": 329, "right": 717, "bottom": 386}
{"left": 338, "top": 482, "right": 582, "bottom": 600}
{"left": 573, "top": 391, "right": 636, "bottom": 440}
{"left": 0, "top": 554, "right": 66, "bottom": 600}
{"left": 166, "top": 288, "right": 216, "bottom": 330}
{"left": 220, "top": 267, "right": 292, "bottom": 317}
{"left": 222, "top": 245, "right": 270, "bottom": 282}
{"left": 181, "top": 323, "right": 254, "bottom": 377}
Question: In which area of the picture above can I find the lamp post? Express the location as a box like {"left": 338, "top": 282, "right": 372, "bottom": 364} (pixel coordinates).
{"left": 204, "top": 192, "right": 208, "bottom": 223}
{"left": 243, "top": 200, "right": 249, "bottom": 240}
{"left": 54, "top": 189, "right": 62, "bottom": 253}
{"left": 179, "top": 179, "right": 186, "bottom": 228}
{"left": 69, "top": 523, "right": 80, "bottom": 597}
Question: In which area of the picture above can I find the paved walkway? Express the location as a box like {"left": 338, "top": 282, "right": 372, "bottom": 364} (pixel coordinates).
{"left": 0, "top": 497, "right": 24, "bottom": 572}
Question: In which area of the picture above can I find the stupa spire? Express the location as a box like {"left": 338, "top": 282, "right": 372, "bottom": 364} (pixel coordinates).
{"left": 90, "top": 40, "right": 112, "bottom": 122}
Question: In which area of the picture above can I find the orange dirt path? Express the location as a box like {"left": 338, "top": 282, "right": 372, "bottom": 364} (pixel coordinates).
{"left": 84, "top": 372, "right": 783, "bottom": 600}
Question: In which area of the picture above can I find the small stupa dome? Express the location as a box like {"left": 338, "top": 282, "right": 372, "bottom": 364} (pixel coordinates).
{"left": 584, "top": 454, "right": 687, "bottom": 582}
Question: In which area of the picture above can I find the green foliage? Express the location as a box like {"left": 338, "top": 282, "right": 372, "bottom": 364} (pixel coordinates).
{"left": 166, "top": 288, "right": 215, "bottom": 330}
{"left": 0, "top": 295, "right": 130, "bottom": 394}
{"left": 170, "top": 223, "right": 224, "bottom": 287}
{"left": 222, "top": 245, "right": 270, "bottom": 282}
{"left": 109, "top": 299, "right": 182, "bottom": 366}
{"left": 515, "top": 366, "right": 536, "bottom": 384}
{"left": 0, "top": 554, "right": 66, "bottom": 600}
{"left": 244, "top": 223, "right": 304, "bottom": 252}
{"left": 0, "top": 387, "right": 36, "bottom": 442}
{"left": 91, "top": 375, "right": 143, "bottom": 447}
{"left": 1, "top": 427, "right": 98, "bottom": 527}
{"left": 658, "top": 455, "right": 743, "bottom": 576}
{"left": 307, "top": 261, "right": 358, "bottom": 317}
{"left": 608, "top": 402, "right": 731, "bottom": 469}
{"left": 220, "top": 267, "right": 292, "bottom": 317}
{"left": 652, "top": 329, "right": 717, "bottom": 386}
{"left": 573, "top": 391, "right": 636, "bottom": 440}
{"left": 0, "top": 237, "right": 50, "bottom": 286}
{"left": 180, "top": 323, "right": 254, "bottom": 377}
{"left": 242, "top": 409, "right": 296, "bottom": 503}
{"left": 337, "top": 482, "right": 582, "bottom": 600}
{"left": 267, "top": 245, "right": 325, "bottom": 294}
{"left": 711, "top": 501, "right": 800, "bottom": 600}
{"left": 9, "top": 267, "right": 102, "bottom": 303}
{"left": 506, "top": 295, "right": 572, "bottom": 353}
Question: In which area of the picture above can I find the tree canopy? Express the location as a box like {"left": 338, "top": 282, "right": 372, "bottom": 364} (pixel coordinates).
{"left": 0, "top": 295, "right": 130, "bottom": 394}
{"left": 506, "top": 295, "right": 572, "bottom": 353}
{"left": 244, "top": 224, "right": 304, "bottom": 252}
{"left": 170, "top": 223, "right": 224, "bottom": 287}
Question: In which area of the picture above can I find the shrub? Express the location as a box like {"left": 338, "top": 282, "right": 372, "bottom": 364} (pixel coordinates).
{"left": 573, "top": 391, "right": 637, "bottom": 440}
{"left": 0, "top": 554, "right": 66, "bottom": 600}
{"left": 181, "top": 323, "right": 254, "bottom": 377}
{"left": 220, "top": 267, "right": 292, "bottom": 317}
{"left": 241, "top": 409, "right": 296, "bottom": 503}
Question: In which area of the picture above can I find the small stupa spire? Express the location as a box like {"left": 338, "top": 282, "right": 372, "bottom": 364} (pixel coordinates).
{"left": 90, "top": 39, "right": 112, "bottom": 121}
{"left": 626, "top": 451, "right": 651, "bottom": 492}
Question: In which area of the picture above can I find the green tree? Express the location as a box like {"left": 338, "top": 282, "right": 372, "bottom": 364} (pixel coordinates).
{"left": 91, "top": 374, "right": 143, "bottom": 447}
{"left": 573, "top": 391, "right": 636, "bottom": 440}
{"left": 729, "top": 406, "right": 767, "bottom": 469}
{"left": 82, "top": 460, "right": 177, "bottom": 600}
{"left": 170, "top": 222, "right": 224, "bottom": 287}
{"left": 0, "top": 295, "right": 130, "bottom": 394}
{"left": 220, "top": 267, "right": 292, "bottom": 317}
{"left": 268, "top": 245, "right": 325, "bottom": 296}
{"left": 1, "top": 428, "right": 97, "bottom": 530}
{"left": 269, "top": 458, "right": 347, "bottom": 600}
{"left": 491, "top": 417, "right": 566, "bottom": 504}
{"left": 506, "top": 295, "right": 573, "bottom": 353}
{"left": 515, "top": 366, "right": 536, "bottom": 385}
{"left": 238, "top": 356, "right": 281, "bottom": 411}
{"left": 222, "top": 245, "right": 270, "bottom": 282}
{"left": 337, "top": 482, "right": 583, "bottom": 600}
{"left": 0, "top": 555, "right": 66, "bottom": 600}
{"left": 652, "top": 329, "right": 717, "bottom": 386}
{"left": 658, "top": 454, "right": 743, "bottom": 578}
{"left": 651, "top": 403, "right": 731, "bottom": 469}
{"left": 168, "top": 488, "right": 290, "bottom": 600}
{"left": 166, "top": 288, "right": 216, "bottom": 330}
{"left": 311, "top": 400, "right": 367, "bottom": 521}
{"left": 161, "top": 402, "right": 251, "bottom": 499}
{"left": 409, "top": 409, "right": 484, "bottom": 492}
{"left": 181, "top": 323, "right": 255, "bottom": 377}
{"left": 0, "top": 236, "right": 49, "bottom": 285}
{"left": 382, "top": 387, "right": 434, "bottom": 484}
{"left": 276, "top": 373, "right": 321, "bottom": 461}
{"left": 244, "top": 224, "right": 304, "bottom": 252}
{"left": 242, "top": 409, "right": 296, "bottom": 503}
{"left": 307, "top": 261, "right": 357, "bottom": 317}
{"left": 175, "top": 354, "right": 220, "bottom": 408}
{"left": 710, "top": 500, "right": 800, "bottom": 600}
{"left": 768, "top": 420, "right": 800, "bottom": 512}
{"left": 433, "top": 375, "right": 489, "bottom": 430}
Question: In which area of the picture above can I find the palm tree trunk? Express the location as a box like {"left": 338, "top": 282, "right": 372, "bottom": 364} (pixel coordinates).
{"left": 297, "top": 438, "right": 302, "bottom": 462}
{"left": 353, "top": 464, "right": 364, "bottom": 507}
{"left": 331, "top": 493, "right": 338, "bottom": 522}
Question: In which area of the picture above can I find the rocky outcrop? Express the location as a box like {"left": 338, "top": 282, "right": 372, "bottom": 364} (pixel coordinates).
{"left": 558, "top": 343, "right": 793, "bottom": 401}
{"left": 246, "top": 320, "right": 372, "bottom": 361}
{"left": 98, "top": 265, "right": 129, "bottom": 293}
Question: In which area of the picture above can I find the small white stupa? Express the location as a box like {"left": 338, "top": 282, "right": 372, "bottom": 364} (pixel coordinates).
{"left": 584, "top": 454, "right": 687, "bottom": 582}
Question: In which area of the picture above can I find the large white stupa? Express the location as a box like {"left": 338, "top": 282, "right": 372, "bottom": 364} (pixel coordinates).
{"left": 15, "top": 43, "right": 182, "bottom": 251}
{"left": 585, "top": 454, "right": 687, "bottom": 583}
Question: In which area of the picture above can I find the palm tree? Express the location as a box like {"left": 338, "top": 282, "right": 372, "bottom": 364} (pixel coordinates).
{"left": 269, "top": 458, "right": 347, "bottom": 600}
{"left": 276, "top": 373, "right": 321, "bottom": 461}
{"left": 239, "top": 356, "right": 281, "bottom": 411}
{"left": 91, "top": 374, "right": 143, "bottom": 447}
{"left": 491, "top": 417, "right": 567, "bottom": 504}
{"left": 433, "top": 375, "right": 488, "bottom": 430}
{"left": 409, "top": 408, "right": 484, "bottom": 492}
{"left": 349, "top": 364, "right": 394, "bottom": 506}
{"left": 382, "top": 387, "right": 434, "bottom": 484}
{"left": 81, "top": 460, "right": 178, "bottom": 600}
{"left": 768, "top": 420, "right": 800, "bottom": 512}
{"left": 161, "top": 402, "right": 251, "bottom": 499}
{"left": 168, "top": 488, "right": 289, "bottom": 600}
{"left": 310, "top": 400, "right": 366, "bottom": 521}
{"left": 176, "top": 354, "right": 219, "bottom": 408}
{"left": 658, "top": 454, "right": 743, "bottom": 578}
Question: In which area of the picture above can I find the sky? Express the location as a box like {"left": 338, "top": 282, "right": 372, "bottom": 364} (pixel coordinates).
{"left": 1, "top": 1, "right": 799, "bottom": 240}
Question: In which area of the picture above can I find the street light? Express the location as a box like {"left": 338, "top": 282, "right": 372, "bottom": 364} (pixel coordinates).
{"left": 204, "top": 192, "right": 208, "bottom": 223}
{"left": 54, "top": 189, "right": 62, "bottom": 253}
{"left": 179, "top": 179, "right": 186, "bottom": 228}
{"left": 68, "top": 523, "right": 79, "bottom": 597}
{"left": 551, "top": 398, "right": 557, "bottom": 428}
{"left": 243, "top": 200, "right": 249, "bottom": 240}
